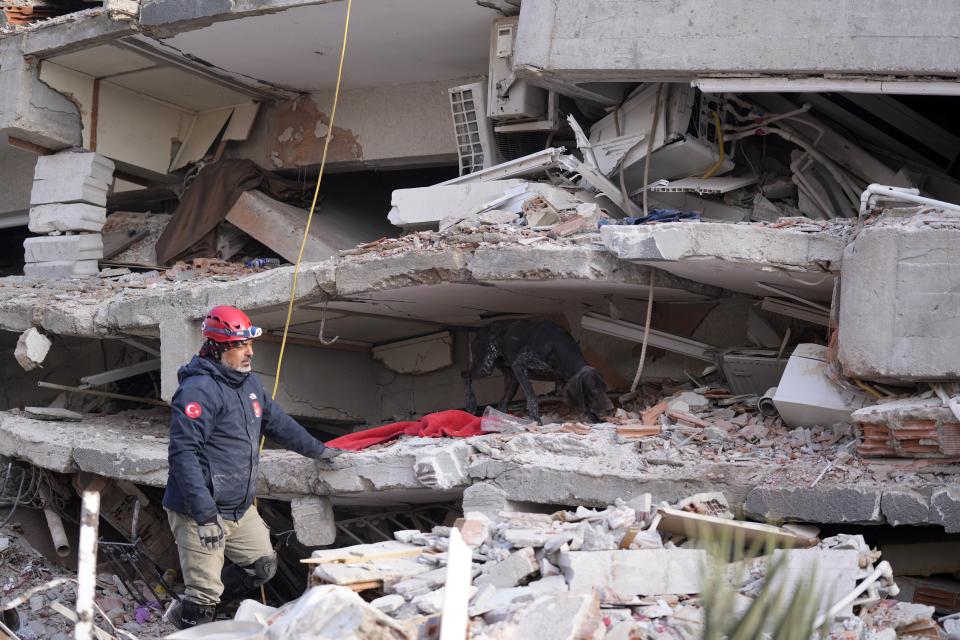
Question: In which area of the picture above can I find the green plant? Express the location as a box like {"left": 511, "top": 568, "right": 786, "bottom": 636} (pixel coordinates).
{"left": 694, "top": 522, "right": 829, "bottom": 640}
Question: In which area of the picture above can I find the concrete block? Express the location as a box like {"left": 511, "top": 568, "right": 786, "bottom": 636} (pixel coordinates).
{"left": 23, "top": 234, "right": 103, "bottom": 263}
{"left": 23, "top": 260, "right": 99, "bottom": 279}
{"left": 839, "top": 224, "right": 960, "bottom": 381}
{"left": 504, "top": 592, "right": 601, "bottom": 640}
{"left": 29, "top": 203, "right": 106, "bottom": 233}
{"left": 34, "top": 152, "right": 114, "bottom": 184}
{"left": 290, "top": 496, "right": 336, "bottom": 546}
{"left": 30, "top": 176, "right": 109, "bottom": 206}
{"left": 475, "top": 547, "right": 538, "bottom": 588}
{"left": 414, "top": 443, "right": 470, "bottom": 489}
{"left": 14, "top": 327, "right": 51, "bottom": 371}
{"left": 769, "top": 549, "right": 859, "bottom": 617}
{"left": 559, "top": 549, "right": 706, "bottom": 598}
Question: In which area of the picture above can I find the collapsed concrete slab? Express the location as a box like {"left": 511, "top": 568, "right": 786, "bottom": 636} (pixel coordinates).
{"left": 600, "top": 221, "right": 847, "bottom": 300}
{"left": 839, "top": 216, "right": 960, "bottom": 381}
{"left": 4, "top": 410, "right": 959, "bottom": 531}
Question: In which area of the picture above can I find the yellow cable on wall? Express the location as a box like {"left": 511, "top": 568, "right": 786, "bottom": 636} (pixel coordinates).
{"left": 256, "top": 0, "right": 353, "bottom": 604}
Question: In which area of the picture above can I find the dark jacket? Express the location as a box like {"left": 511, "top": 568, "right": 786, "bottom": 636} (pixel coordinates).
{"left": 162, "top": 356, "right": 325, "bottom": 523}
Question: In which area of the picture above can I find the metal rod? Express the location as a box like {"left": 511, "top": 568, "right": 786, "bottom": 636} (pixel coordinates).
{"left": 37, "top": 382, "right": 167, "bottom": 407}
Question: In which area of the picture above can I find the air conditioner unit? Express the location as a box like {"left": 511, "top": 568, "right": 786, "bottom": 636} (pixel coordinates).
{"left": 588, "top": 84, "right": 734, "bottom": 191}
{"left": 448, "top": 81, "right": 499, "bottom": 176}
{"left": 487, "top": 16, "right": 549, "bottom": 124}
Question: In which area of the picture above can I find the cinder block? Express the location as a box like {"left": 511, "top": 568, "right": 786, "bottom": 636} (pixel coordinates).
{"left": 23, "top": 260, "right": 100, "bottom": 279}
{"left": 34, "top": 152, "right": 115, "bottom": 184}
{"left": 30, "top": 176, "right": 109, "bottom": 207}
{"left": 29, "top": 203, "right": 106, "bottom": 233}
{"left": 24, "top": 234, "right": 103, "bottom": 263}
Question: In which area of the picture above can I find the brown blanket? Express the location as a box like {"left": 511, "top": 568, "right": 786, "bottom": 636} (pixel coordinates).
{"left": 155, "top": 160, "right": 304, "bottom": 265}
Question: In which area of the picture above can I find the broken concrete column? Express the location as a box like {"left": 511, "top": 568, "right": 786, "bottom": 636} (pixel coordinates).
{"left": 159, "top": 314, "right": 202, "bottom": 403}
{"left": 290, "top": 495, "right": 336, "bottom": 546}
{"left": 23, "top": 150, "right": 114, "bottom": 280}
{"left": 23, "top": 234, "right": 103, "bottom": 263}
{"left": 29, "top": 203, "right": 106, "bottom": 234}
{"left": 14, "top": 327, "right": 51, "bottom": 371}
{"left": 839, "top": 223, "right": 960, "bottom": 381}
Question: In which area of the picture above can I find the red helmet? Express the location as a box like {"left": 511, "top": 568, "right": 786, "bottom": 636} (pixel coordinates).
{"left": 202, "top": 306, "right": 263, "bottom": 343}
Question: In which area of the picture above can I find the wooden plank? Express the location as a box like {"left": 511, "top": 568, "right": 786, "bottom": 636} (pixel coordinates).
{"left": 641, "top": 401, "right": 668, "bottom": 425}
{"left": 619, "top": 527, "right": 641, "bottom": 549}
{"left": 667, "top": 410, "right": 709, "bottom": 428}
{"left": 616, "top": 424, "right": 661, "bottom": 439}
{"left": 657, "top": 507, "right": 816, "bottom": 549}
{"left": 7, "top": 136, "right": 53, "bottom": 156}
{"left": 301, "top": 546, "right": 423, "bottom": 565}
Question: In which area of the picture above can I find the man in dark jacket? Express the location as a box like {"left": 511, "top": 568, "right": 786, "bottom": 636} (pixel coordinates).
{"left": 163, "top": 305, "right": 342, "bottom": 628}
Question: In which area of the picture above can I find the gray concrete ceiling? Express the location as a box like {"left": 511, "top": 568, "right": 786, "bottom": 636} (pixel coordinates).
{"left": 162, "top": 0, "right": 494, "bottom": 91}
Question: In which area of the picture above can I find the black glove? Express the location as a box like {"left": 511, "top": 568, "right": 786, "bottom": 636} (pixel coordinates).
{"left": 312, "top": 447, "right": 346, "bottom": 462}
{"left": 197, "top": 515, "right": 226, "bottom": 551}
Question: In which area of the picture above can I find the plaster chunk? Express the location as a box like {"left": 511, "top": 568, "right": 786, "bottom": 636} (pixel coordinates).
{"left": 14, "top": 327, "right": 51, "bottom": 371}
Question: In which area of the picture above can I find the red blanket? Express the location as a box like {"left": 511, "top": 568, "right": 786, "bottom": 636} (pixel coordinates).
{"left": 325, "top": 410, "right": 485, "bottom": 451}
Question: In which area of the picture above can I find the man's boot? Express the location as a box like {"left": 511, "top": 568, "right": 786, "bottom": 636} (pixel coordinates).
{"left": 164, "top": 598, "right": 216, "bottom": 629}
{"left": 219, "top": 563, "right": 254, "bottom": 605}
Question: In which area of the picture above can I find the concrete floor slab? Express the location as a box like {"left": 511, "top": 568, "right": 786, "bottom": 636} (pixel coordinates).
{"left": 3, "top": 410, "right": 958, "bottom": 531}
{"left": 600, "top": 222, "right": 848, "bottom": 301}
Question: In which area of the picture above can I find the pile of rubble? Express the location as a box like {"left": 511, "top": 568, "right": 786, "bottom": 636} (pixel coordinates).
{"left": 214, "top": 490, "right": 943, "bottom": 639}
{"left": 0, "top": 530, "right": 173, "bottom": 639}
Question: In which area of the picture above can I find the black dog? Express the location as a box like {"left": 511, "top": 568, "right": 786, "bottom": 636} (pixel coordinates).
{"left": 463, "top": 319, "right": 614, "bottom": 424}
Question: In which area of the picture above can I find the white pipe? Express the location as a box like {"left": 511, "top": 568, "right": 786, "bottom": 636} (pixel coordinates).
{"left": 75, "top": 491, "right": 100, "bottom": 640}
{"left": 813, "top": 561, "right": 897, "bottom": 629}
{"left": 694, "top": 77, "right": 960, "bottom": 96}
{"left": 859, "top": 183, "right": 960, "bottom": 216}
{"left": 43, "top": 509, "right": 70, "bottom": 558}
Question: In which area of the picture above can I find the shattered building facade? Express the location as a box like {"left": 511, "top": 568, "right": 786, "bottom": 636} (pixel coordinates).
{"left": 1, "top": 0, "right": 960, "bottom": 636}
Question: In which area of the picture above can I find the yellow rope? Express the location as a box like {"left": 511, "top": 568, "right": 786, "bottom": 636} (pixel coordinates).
{"left": 256, "top": 0, "right": 353, "bottom": 603}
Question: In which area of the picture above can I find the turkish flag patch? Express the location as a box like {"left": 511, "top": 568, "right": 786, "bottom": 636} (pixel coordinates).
{"left": 252, "top": 400, "right": 262, "bottom": 418}
{"left": 184, "top": 402, "right": 202, "bottom": 419}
